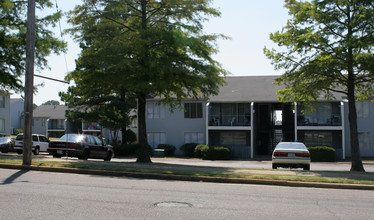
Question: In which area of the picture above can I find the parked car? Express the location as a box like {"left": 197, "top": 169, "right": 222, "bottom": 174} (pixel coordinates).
{"left": 272, "top": 142, "right": 311, "bottom": 170}
{"left": 47, "top": 134, "right": 114, "bottom": 161}
{"left": 0, "top": 137, "right": 14, "bottom": 153}
{"left": 14, "top": 133, "right": 50, "bottom": 155}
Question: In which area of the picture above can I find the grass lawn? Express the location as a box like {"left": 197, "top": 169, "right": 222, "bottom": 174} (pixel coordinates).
{"left": 1, "top": 158, "right": 373, "bottom": 185}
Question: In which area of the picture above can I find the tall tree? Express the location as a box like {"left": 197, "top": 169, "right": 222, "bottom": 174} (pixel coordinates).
{"left": 65, "top": 0, "right": 227, "bottom": 163}
{"left": 264, "top": 0, "right": 374, "bottom": 172}
{"left": 0, "top": 0, "right": 66, "bottom": 92}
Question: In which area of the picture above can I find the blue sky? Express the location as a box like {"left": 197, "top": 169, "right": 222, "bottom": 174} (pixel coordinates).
{"left": 14, "top": 0, "right": 290, "bottom": 105}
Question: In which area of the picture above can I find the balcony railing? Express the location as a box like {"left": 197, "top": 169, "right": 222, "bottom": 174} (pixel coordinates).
{"left": 209, "top": 115, "right": 251, "bottom": 126}
{"left": 297, "top": 114, "right": 341, "bottom": 126}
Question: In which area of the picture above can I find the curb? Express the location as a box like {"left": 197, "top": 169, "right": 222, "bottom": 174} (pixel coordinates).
{"left": 1, "top": 164, "right": 374, "bottom": 190}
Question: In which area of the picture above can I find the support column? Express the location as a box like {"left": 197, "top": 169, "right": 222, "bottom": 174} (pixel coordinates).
{"left": 251, "top": 102, "right": 254, "bottom": 159}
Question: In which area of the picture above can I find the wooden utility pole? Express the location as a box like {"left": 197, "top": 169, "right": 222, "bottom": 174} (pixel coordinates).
{"left": 23, "top": 0, "right": 36, "bottom": 166}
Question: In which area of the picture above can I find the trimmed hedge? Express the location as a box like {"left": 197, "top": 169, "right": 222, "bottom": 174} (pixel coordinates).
{"left": 180, "top": 143, "right": 198, "bottom": 157}
{"left": 307, "top": 146, "right": 336, "bottom": 162}
{"left": 157, "top": 144, "right": 176, "bottom": 156}
{"left": 123, "top": 129, "right": 137, "bottom": 144}
{"left": 201, "top": 146, "right": 231, "bottom": 160}
{"left": 114, "top": 144, "right": 153, "bottom": 157}
{"left": 194, "top": 144, "right": 209, "bottom": 158}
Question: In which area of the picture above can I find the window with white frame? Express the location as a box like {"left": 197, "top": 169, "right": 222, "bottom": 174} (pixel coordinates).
{"left": 359, "top": 132, "right": 371, "bottom": 151}
{"left": 0, "top": 119, "right": 4, "bottom": 132}
{"left": 356, "top": 101, "right": 370, "bottom": 118}
{"left": 184, "top": 132, "right": 204, "bottom": 144}
{"left": 184, "top": 102, "right": 203, "bottom": 118}
{"left": 148, "top": 132, "right": 166, "bottom": 148}
{"left": 147, "top": 103, "right": 165, "bottom": 119}
{"left": 0, "top": 96, "right": 5, "bottom": 108}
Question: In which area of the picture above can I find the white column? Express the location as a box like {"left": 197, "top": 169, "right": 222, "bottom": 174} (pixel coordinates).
{"left": 206, "top": 102, "right": 210, "bottom": 145}
{"left": 341, "top": 101, "right": 346, "bottom": 160}
{"left": 251, "top": 102, "right": 254, "bottom": 159}
{"left": 294, "top": 102, "right": 298, "bottom": 141}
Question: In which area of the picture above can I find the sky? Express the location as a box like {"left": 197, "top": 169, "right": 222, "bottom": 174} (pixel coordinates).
{"left": 12, "top": 0, "right": 290, "bottom": 105}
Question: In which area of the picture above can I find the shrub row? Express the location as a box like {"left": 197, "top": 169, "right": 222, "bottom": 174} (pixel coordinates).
{"left": 156, "top": 144, "right": 176, "bottom": 156}
{"left": 113, "top": 144, "right": 153, "bottom": 157}
{"left": 307, "top": 146, "right": 336, "bottom": 162}
{"left": 182, "top": 143, "right": 231, "bottom": 160}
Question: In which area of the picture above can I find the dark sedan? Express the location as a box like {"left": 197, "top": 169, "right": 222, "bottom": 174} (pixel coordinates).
{"left": 0, "top": 137, "right": 14, "bottom": 153}
{"left": 48, "top": 134, "right": 114, "bottom": 161}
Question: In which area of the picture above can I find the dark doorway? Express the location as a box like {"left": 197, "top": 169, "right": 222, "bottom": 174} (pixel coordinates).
{"left": 254, "top": 103, "right": 294, "bottom": 156}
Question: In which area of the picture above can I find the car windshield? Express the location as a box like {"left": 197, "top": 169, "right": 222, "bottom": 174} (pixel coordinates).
{"left": 0, "top": 137, "right": 10, "bottom": 142}
{"left": 59, "top": 134, "right": 86, "bottom": 143}
{"left": 276, "top": 143, "right": 307, "bottom": 150}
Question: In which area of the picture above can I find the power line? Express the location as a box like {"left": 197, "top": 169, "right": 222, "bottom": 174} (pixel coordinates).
{"left": 34, "top": 74, "right": 69, "bottom": 84}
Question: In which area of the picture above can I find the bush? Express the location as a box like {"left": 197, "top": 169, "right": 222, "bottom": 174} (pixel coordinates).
{"left": 307, "top": 146, "right": 336, "bottom": 162}
{"left": 123, "top": 129, "right": 137, "bottom": 144}
{"left": 13, "top": 129, "right": 23, "bottom": 135}
{"left": 114, "top": 144, "right": 153, "bottom": 157}
{"left": 194, "top": 144, "right": 209, "bottom": 158}
{"left": 201, "top": 146, "right": 231, "bottom": 160}
{"left": 180, "top": 143, "right": 198, "bottom": 157}
{"left": 157, "top": 144, "right": 176, "bottom": 156}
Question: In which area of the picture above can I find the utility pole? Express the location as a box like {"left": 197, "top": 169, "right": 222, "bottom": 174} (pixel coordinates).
{"left": 23, "top": 0, "right": 36, "bottom": 166}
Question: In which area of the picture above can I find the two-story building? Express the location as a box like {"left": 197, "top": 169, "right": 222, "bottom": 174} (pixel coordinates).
{"left": 146, "top": 76, "right": 373, "bottom": 159}
{"left": 0, "top": 91, "right": 11, "bottom": 136}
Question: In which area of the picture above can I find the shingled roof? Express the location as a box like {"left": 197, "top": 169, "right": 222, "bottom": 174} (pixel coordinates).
{"left": 33, "top": 105, "right": 68, "bottom": 119}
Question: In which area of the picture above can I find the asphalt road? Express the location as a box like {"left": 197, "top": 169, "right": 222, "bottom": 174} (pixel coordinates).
{"left": 1, "top": 168, "right": 373, "bottom": 220}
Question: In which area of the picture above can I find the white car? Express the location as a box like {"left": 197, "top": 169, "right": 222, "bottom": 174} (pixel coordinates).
{"left": 14, "top": 133, "right": 50, "bottom": 155}
{"left": 272, "top": 142, "right": 311, "bottom": 170}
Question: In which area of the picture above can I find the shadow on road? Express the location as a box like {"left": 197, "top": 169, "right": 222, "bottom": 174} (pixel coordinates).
{"left": 2, "top": 170, "right": 29, "bottom": 185}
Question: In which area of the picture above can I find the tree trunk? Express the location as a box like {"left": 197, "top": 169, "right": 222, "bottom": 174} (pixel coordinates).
{"left": 136, "top": 93, "right": 152, "bottom": 163}
{"left": 347, "top": 76, "right": 365, "bottom": 172}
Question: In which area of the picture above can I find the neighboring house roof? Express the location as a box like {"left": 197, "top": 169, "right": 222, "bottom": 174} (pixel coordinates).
{"left": 33, "top": 105, "right": 68, "bottom": 120}
{"left": 209, "top": 76, "right": 346, "bottom": 102}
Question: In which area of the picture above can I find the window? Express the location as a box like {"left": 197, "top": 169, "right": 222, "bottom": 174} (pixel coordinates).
{"left": 184, "top": 103, "right": 203, "bottom": 118}
{"left": 0, "top": 119, "right": 4, "bottom": 132}
{"left": 148, "top": 132, "right": 166, "bottom": 148}
{"left": 184, "top": 132, "right": 204, "bottom": 144}
{"left": 0, "top": 96, "right": 4, "bottom": 108}
{"left": 147, "top": 103, "right": 165, "bottom": 119}
{"left": 359, "top": 132, "right": 371, "bottom": 151}
{"left": 356, "top": 101, "right": 370, "bottom": 118}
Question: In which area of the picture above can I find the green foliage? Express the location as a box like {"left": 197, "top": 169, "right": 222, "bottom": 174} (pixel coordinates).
{"left": 201, "top": 146, "right": 231, "bottom": 160}
{"left": 308, "top": 146, "right": 336, "bottom": 162}
{"left": 194, "top": 144, "right": 209, "bottom": 158}
{"left": 114, "top": 144, "right": 153, "bottom": 157}
{"left": 65, "top": 0, "right": 227, "bottom": 163}
{"left": 13, "top": 129, "right": 23, "bottom": 135}
{"left": 157, "top": 144, "right": 176, "bottom": 156}
{"left": 123, "top": 129, "right": 137, "bottom": 144}
{"left": 0, "top": 0, "right": 66, "bottom": 92}
{"left": 42, "top": 100, "right": 60, "bottom": 106}
{"left": 180, "top": 143, "right": 198, "bottom": 157}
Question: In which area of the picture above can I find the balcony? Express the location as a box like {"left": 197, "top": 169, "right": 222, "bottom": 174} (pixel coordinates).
{"left": 208, "top": 103, "right": 251, "bottom": 127}
{"left": 297, "top": 102, "right": 342, "bottom": 127}
{"left": 82, "top": 122, "right": 101, "bottom": 131}
{"left": 48, "top": 119, "right": 65, "bottom": 130}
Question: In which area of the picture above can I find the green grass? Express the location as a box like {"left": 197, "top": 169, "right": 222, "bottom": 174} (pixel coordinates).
{"left": 1, "top": 158, "right": 373, "bottom": 185}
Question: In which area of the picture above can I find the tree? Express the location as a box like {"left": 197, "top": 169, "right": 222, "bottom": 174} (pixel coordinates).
{"left": 65, "top": 0, "right": 227, "bottom": 163}
{"left": 264, "top": 0, "right": 374, "bottom": 172}
{"left": 0, "top": 0, "right": 66, "bottom": 92}
{"left": 42, "top": 100, "right": 60, "bottom": 105}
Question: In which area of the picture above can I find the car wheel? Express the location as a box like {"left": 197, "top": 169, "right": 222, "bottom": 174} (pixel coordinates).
{"left": 17, "top": 150, "right": 23, "bottom": 154}
{"left": 303, "top": 165, "right": 310, "bottom": 171}
{"left": 33, "top": 147, "right": 40, "bottom": 155}
{"left": 272, "top": 164, "right": 277, "bottom": 169}
{"left": 104, "top": 151, "right": 112, "bottom": 161}
{"left": 81, "top": 149, "right": 89, "bottom": 160}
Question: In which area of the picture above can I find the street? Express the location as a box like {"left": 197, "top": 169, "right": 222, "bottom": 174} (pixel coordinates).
{"left": 1, "top": 168, "right": 373, "bottom": 219}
